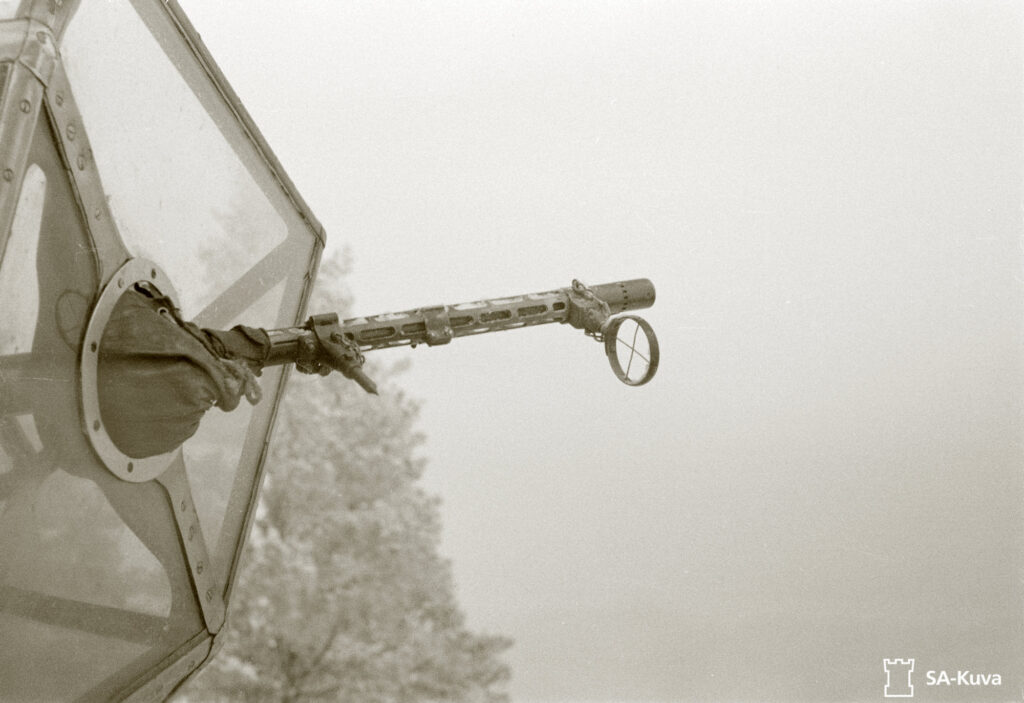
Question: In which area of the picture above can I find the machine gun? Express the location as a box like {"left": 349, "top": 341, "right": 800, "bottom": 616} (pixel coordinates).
{"left": 261, "top": 278, "right": 659, "bottom": 393}
{"left": 90, "top": 272, "right": 659, "bottom": 464}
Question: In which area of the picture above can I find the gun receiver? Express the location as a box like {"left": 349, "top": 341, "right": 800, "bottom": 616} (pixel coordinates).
{"left": 264, "top": 278, "right": 659, "bottom": 392}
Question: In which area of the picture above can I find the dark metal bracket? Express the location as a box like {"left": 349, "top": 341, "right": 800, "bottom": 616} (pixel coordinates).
{"left": 306, "top": 312, "right": 378, "bottom": 394}
{"left": 422, "top": 306, "right": 453, "bottom": 345}
{"left": 565, "top": 279, "right": 613, "bottom": 337}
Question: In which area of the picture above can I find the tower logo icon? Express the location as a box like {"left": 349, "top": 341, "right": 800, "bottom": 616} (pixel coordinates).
{"left": 884, "top": 659, "right": 915, "bottom": 698}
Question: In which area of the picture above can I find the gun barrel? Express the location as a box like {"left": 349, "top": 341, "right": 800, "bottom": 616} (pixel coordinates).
{"left": 263, "top": 278, "right": 657, "bottom": 364}
{"left": 339, "top": 278, "right": 656, "bottom": 351}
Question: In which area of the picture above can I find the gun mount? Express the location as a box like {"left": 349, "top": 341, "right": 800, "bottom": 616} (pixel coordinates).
{"left": 85, "top": 271, "right": 659, "bottom": 465}
{"left": 262, "top": 278, "right": 660, "bottom": 392}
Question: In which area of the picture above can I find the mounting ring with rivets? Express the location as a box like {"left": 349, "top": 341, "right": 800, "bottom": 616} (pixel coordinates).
{"left": 80, "top": 257, "right": 180, "bottom": 482}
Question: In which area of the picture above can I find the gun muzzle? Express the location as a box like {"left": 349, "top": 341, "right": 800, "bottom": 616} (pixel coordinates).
{"left": 589, "top": 279, "right": 656, "bottom": 314}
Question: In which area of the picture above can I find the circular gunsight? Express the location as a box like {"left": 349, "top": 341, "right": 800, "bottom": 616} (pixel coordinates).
{"left": 603, "top": 314, "right": 659, "bottom": 386}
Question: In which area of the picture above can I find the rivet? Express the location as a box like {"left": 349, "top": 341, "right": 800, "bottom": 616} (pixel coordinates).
{"left": 92, "top": 420, "right": 100, "bottom": 431}
{"left": 151, "top": 268, "right": 157, "bottom": 279}
{"left": 127, "top": 462, "right": 134, "bottom": 473}
{"left": 66, "top": 123, "right": 75, "bottom": 140}
{"left": 188, "top": 525, "right": 195, "bottom": 541}
{"left": 117, "top": 278, "right": 124, "bottom": 288}
{"left": 205, "top": 588, "right": 214, "bottom": 602}
{"left": 196, "top": 561, "right": 204, "bottom": 575}
{"left": 90, "top": 341, "right": 97, "bottom": 352}
{"left": 76, "top": 154, "right": 85, "bottom": 170}
{"left": 330, "top": 332, "right": 343, "bottom": 343}
{"left": 55, "top": 92, "right": 64, "bottom": 106}
{"left": 180, "top": 499, "right": 186, "bottom": 512}
{"left": 93, "top": 208, "right": 101, "bottom": 219}
{"left": 19, "top": 100, "right": 30, "bottom": 114}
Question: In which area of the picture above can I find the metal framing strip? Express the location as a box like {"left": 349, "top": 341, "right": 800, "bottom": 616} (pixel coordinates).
{"left": 0, "top": 18, "right": 53, "bottom": 268}
{"left": 156, "top": 457, "right": 226, "bottom": 634}
{"left": 43, "top": 59, "right": 130, "bottom": 287}
{"left": 0, "top": 0, "right": 80, "bottom": 262}
{"left": 20, "top": 0, "right": 82, "bottom": 43}
{"left": 0, "top": 583, "right": 168, "bottom": 645}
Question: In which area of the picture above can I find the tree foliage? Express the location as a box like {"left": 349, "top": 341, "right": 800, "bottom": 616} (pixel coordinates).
{"left": 182, "top": 252, "right": 511, "bottom": 702}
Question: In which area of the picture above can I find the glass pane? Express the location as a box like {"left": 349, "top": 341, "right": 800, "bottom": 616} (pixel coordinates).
{"left": 0, "top": 471, "right": 171, "bottom": 698}
{"left": 0, "top": 163, "right": 44, "bottom": 354}
{"left": 0, "top": 113, "right": 203, "bottom": 701}
{"left": 60, "top": 0, "right": 319, "bottom": 606}
{"left": 0, "top": 615, "right": 153, "bottom": 700}
{"left": 61, "top": 1, "right": 290, "bottom": 318}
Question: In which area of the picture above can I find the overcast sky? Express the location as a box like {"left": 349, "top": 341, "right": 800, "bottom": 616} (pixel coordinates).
{"left": 178, "top": 3, "right": 1022, "bottom": 700}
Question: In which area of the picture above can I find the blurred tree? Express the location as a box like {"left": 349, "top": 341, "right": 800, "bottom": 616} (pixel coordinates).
{"left": 180, "top": 252, "right": 512, "bottom": 703}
